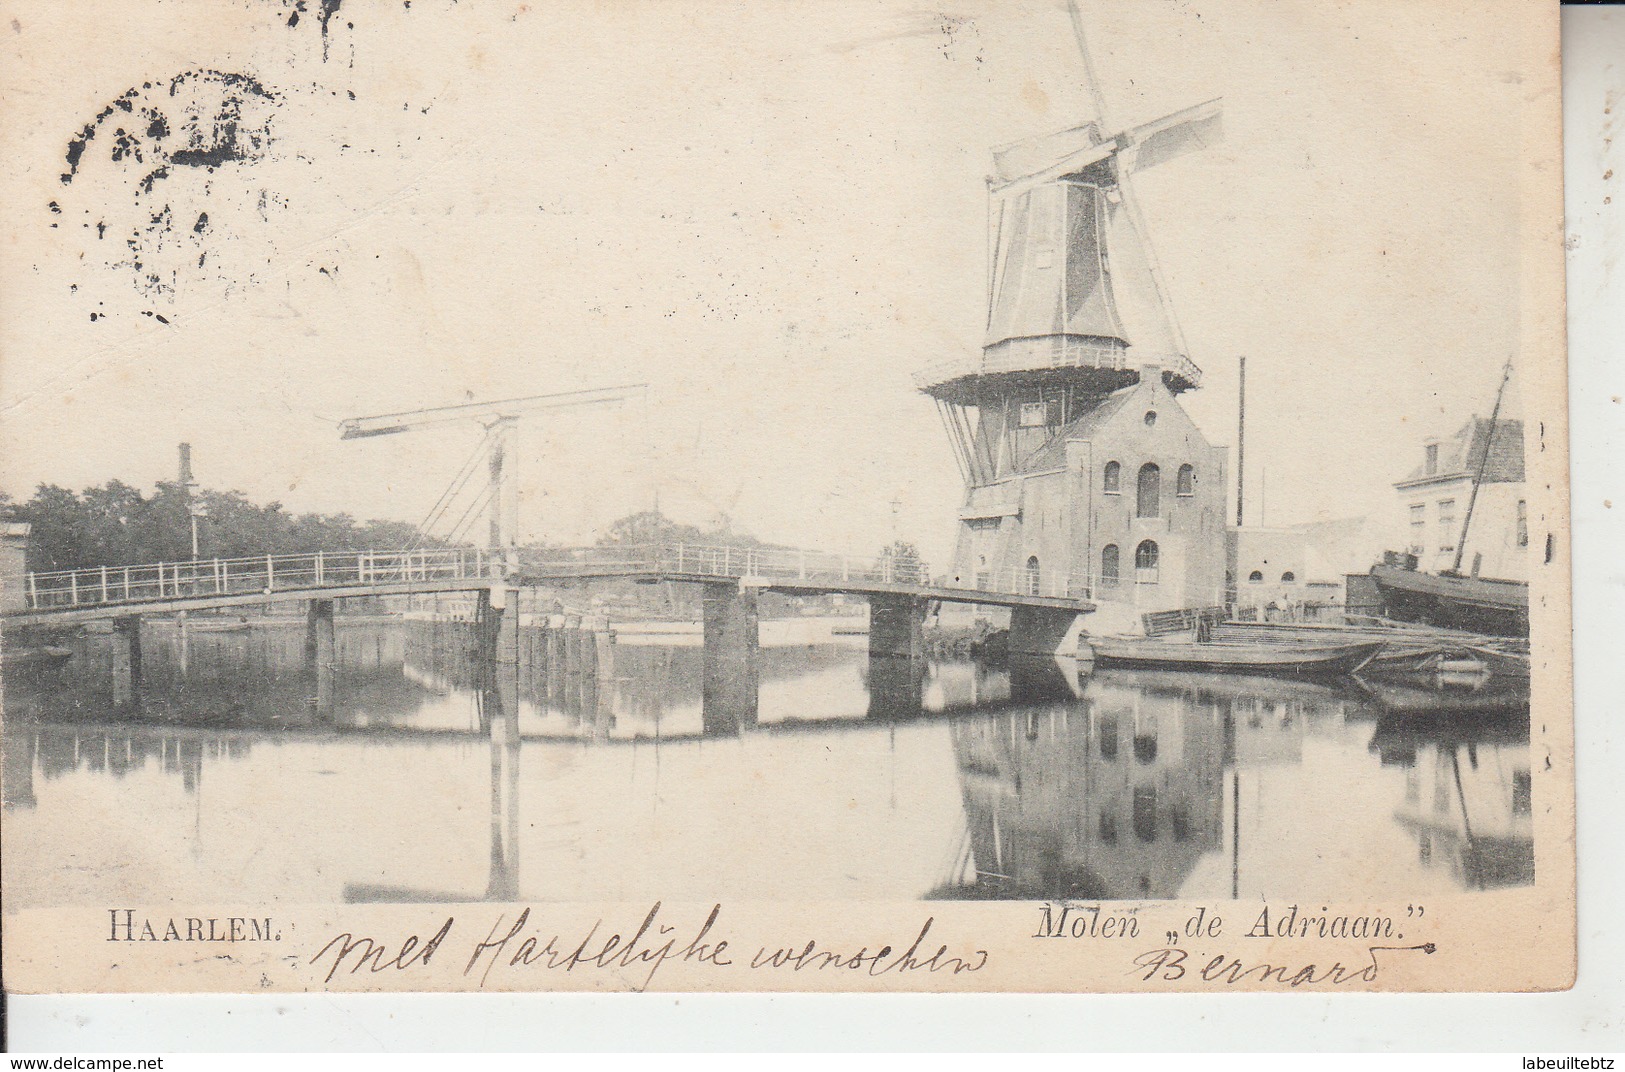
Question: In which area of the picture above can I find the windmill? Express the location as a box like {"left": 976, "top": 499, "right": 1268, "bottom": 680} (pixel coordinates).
{"left": 920, "top": 3, "right": 1222, "bottom": 487}
{"left": 914, "top": 3, "right": 1232, "bottom": 616}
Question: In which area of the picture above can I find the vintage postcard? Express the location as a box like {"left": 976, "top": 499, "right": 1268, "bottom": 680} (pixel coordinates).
{"left": 0, "top": 0, "right": 1572, "bottom": 994}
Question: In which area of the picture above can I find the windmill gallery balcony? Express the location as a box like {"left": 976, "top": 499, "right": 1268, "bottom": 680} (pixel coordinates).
{"left": 915, "top": 339, "right": 1202, "bottom": 401}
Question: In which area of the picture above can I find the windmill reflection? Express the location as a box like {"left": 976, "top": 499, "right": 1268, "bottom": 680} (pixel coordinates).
{"left": 934, "top": 688, "right": 1224, "bottom": 900}
{"left": 933, "top": 671, "right": 1376, "bottom": 901}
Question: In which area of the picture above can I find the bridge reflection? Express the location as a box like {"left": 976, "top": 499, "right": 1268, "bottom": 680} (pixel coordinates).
{"left": 2, "top": 619, "right": 1532, "bottom": 904}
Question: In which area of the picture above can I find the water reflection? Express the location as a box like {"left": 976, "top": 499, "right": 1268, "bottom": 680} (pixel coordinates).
{"left": 1371, "top": 711, "right": 1534, "bottom": 890}
{"left": 936, "top": 699, "right": 1222, "bottom": 900}
{"left": 1, "top": 618, "right": 1532, "bottom": 907}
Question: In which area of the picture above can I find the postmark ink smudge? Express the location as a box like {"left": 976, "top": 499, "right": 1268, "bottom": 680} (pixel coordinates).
{"left": 277, "top": 0, "right": 345, "bottom": 62}
{"left": 60, "top": 71, "right": 276, "bottom": 189}
{"left": 54, "top": 69, "right": 281, "bottom": 304}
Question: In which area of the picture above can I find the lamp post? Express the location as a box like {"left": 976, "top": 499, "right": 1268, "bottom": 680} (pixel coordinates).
{"left": 189, "top": 495, "right": 208, "bottom": 561}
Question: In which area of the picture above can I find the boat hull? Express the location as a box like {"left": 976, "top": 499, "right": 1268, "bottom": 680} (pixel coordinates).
{"left": 1088, "top": 639, "right": 1385, "bottom": 677}
{"left": 1369, "top": 564, "right": 1528, "bottom": 637}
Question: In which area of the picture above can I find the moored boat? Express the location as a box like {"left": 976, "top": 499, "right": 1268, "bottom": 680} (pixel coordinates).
{"left": 1368, "top": 563, "right": 1528, "bottom": 637}
{"left": 1212, "top": 619, "right": 1471, "bottom": 670}
{"left": 1086, "top": 637, "right": 1384, "bottom": 677}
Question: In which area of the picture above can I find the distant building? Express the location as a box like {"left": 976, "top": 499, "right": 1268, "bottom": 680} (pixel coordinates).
{"left": 1228, "top": 516, "right": 1389, "bottom": 620}
{"left": 1228, "top": 526, "right": 1328, "bottom": 620}
{"left": 1394, "top": 416, "right": 1526, "bottom": 581}
{"left": 1, "top": 521, "right": 31, "bottom": 614}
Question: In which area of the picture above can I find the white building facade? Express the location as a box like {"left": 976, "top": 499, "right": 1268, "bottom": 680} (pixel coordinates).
{"left": 1394, "top": 417, "right": 1527, "bottom": 582}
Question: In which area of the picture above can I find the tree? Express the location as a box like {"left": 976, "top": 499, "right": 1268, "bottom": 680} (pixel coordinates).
{"left": 5, "top": 479, "right": 445, "bottom": 571}
{"left": 876, "top": 540, "right": 924, "bottom": 584}
{"left": 597, "top": 510, "right": 708, "bottom": 548}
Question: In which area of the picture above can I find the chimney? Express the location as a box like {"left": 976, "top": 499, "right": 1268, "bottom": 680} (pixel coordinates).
{"left": 178, "top": 442, "right": 194, "bottom": 487}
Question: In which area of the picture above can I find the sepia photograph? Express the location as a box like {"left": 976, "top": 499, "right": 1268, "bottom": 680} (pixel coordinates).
{"left": 0, "top": 0, "right": 1571, "bottom": 995}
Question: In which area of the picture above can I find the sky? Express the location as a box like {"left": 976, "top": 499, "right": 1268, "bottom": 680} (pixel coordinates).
{"left": 0, "top": 0, "right": 1553, "bottom": 568}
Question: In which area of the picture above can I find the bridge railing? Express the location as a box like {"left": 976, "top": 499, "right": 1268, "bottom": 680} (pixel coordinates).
{"left": 519, "top": 542, "right": 1094, "bottom": 601}
{"left": 19, "top": 541, "right": 1096, "bottom": 614}
{"left": 516, "top": 542, "right": 934, "bottom": 587}
{"left": 21, "top": 548, "right": 492, "bottom": 611}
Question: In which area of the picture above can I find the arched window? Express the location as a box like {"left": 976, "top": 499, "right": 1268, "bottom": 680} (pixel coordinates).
{"left": 1103, "top": 460, "right": 1121, "bottom": 494}
{"left": 1025, "top": 555, "right": 1041, "bottom": 596}
{"left": 1177, "top": 464, "right": 1195, "bottom": 496}
{"left": 1280, "top": 571, "right": 1296, "bottom": 583}
{"left": 1135, "top": 540, "right": 1159, "bottom": 584}
{"left": 1136, "top": 540, "right": 1160, "bottom": 570}
{"left": 1136, "top": 463, "right": 1160, "bottom": 517}
{"left": 1100, "top": 544, "right": 1120, "bottom": 587}
{"left": 1248, "top": 570, "right": 1263, "bottom": 583}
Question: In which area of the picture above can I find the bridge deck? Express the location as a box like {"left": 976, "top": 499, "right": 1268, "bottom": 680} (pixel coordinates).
{"left": 518, "top": 567, "right": 1091, "bottom": 611}
{"left": 5, "top": 542, "right": 1095, "bottom": 626}
{"left": 1, "top": 579, "right": 488, "bottom": 628}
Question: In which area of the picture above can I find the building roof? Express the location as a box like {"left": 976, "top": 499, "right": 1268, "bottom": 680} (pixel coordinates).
{"left": 1401, "top": 416, "right": 1524, "bottom": 486}
{"left": 1019, "top": 384, "right": 1138, "bottom": 472}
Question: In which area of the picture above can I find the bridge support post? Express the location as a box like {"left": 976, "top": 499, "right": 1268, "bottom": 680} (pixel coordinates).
{"left": 867, "top": 594, "right": 927, "bottom": 719}
{"left": 1008, "top": 606, "right": 1085, "bottom": 658}
{"left": 869, "top": 594, "right": 927, "bottom": 660}
{"left": 111, "top": 615, "right": 142, "bottom": 710}
{"left": 589, "top": 616, "right": 615, "bottom": 684}
{"left": 545, "top": 617, "right": 566, "bottom": 706}
{"left": 305, "top": 599, "right": 336, "bottom": 719}
{"left": 476, "top": 587, "right": 522, "bottom": 727}
{"left": 560, "top": 614, "right": 590, "bottom": 674}
{"left": 701, "top": 582, "right": 759, "bottom": 737}
{"left": 474, "top": 587, "right": 519, "bottom": 662}
{"left": 176, "top": 611, "right": 191, "bottom": 678}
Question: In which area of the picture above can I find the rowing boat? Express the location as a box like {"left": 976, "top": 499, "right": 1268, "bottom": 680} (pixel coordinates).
{"left": 1086, "top": 638, "right": 1385, "bottom": 677}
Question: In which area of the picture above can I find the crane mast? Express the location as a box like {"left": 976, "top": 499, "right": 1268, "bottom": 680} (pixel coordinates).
{"left": 339, "top": 383, "right": 648, "bottom": 576}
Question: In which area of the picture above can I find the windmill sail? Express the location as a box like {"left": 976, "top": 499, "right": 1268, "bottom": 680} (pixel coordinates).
{"left": 1101, "top": 188, "right": 1183, "bottom": 360}
{"left": 990, "top": 124, "right": 1106, "bottom": 186}
{"left": 1119, "top": 98, "right": 1223, "bottom": 175}
{"left": 981, "top": 99, "right": 1221, "bottom": 374}
{"left": 990, "top": 98, "right": 1223, "bottom": 196}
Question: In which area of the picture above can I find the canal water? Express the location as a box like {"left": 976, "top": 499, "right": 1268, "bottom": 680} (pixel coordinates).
{"left": 1, "top": 617, "right": 1533, "bottom": 909}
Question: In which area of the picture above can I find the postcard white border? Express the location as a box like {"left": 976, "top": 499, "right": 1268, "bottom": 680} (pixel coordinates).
{"left": 7, "top": 4, "right": 1623, "bottom": 1052}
